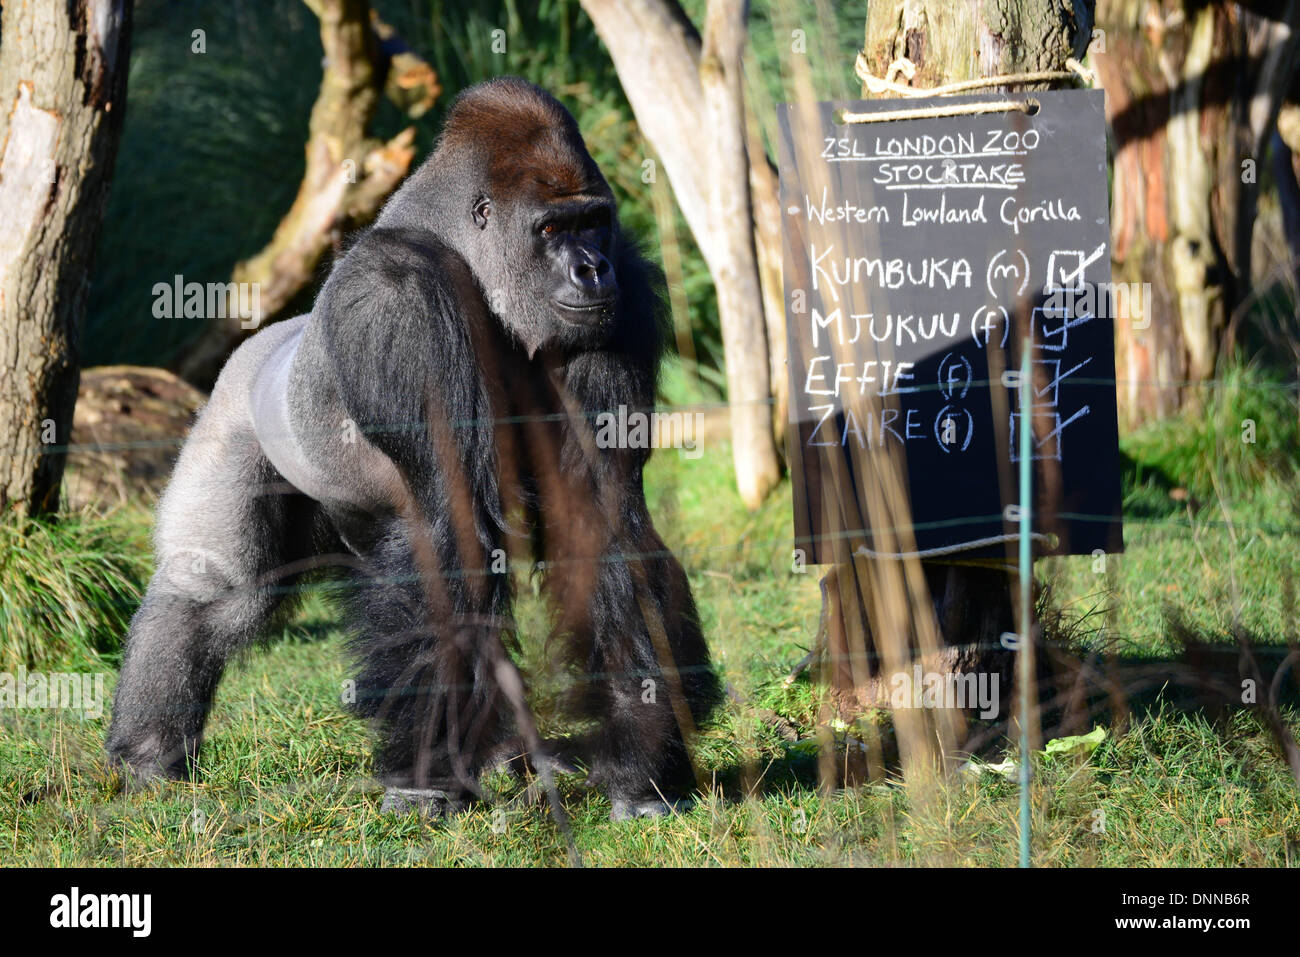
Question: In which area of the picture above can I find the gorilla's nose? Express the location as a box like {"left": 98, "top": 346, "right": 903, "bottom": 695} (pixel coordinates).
{"left": 569, "top": 251, "right": 615, "bottom": 300}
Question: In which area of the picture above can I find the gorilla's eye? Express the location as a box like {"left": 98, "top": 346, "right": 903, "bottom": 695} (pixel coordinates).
{"left": 540, "top": 222, "right": 559, "bottom": 238}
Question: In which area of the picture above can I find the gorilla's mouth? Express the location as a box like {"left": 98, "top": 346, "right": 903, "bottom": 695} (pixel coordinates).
{"left": 554, "top": 298, "right": 616, "bottom": 321}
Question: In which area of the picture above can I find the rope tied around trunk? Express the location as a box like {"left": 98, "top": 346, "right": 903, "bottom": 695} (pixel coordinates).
{"left": 839, "top": 54, "right": 1094, "bottom": 124}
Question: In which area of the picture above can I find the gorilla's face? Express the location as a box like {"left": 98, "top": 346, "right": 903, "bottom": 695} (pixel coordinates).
{"left": 529, "top": 195, "right": 619, "bottom": 322}
{"left": 400, "top": 78, "right": 635, "bottom": 357}
{"left": 468, "top": 183, "right": 621, "bottom": 356}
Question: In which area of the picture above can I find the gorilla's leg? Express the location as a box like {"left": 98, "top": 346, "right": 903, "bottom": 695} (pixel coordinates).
{"left": 347, "top": 520, "right": 513, "bottom": 816}
{"left": 106, "top": 417, "right": 315, "bottom": 784}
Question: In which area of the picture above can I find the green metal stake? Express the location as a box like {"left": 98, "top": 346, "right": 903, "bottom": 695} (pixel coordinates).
{"left": 1017, "top": 341, "right": 1033, "bottom": 868}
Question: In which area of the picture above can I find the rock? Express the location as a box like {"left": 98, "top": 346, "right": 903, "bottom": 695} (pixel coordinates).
{"left": 62, "top": 366, "right": 207, "bottom": 513}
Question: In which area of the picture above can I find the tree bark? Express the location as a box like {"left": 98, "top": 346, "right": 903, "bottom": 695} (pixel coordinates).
{"left": 1094, "top": 0, "right": 1300, "bottom": 424}
{"left": 700, "top": 0, "right": 782, "bottom": 508}
{"left": 746, "top": 115, "right": 791, "bottom": 451}
{"left": 580, "top": 0, "right": 785, "bottom": 508}
{"left": 1275, "top": 72, "right": 1300, "bottom": 296}
{"left": 175, "top": 0, "right": 435, "bottom": 389}
{"left": 0, "top": 0, "right": 133, "bottom": 517}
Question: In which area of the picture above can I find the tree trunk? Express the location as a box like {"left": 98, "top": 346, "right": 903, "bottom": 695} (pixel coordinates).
{"left": 175, "top": 0, "right": 435, "bottom": 389}
{"left": 747, "top": 112, "right": 791, "bottom": 451}
{"left": 1094, "top": 0, "right": 1300, "bottom": 424}
{"left": 581, "top": 0, "right": 784, "bottom": 508}
{"left": 700, "top": 0, "right": 783, "bottom": 508}
{"left": 811, "top": 0, "right": 1094, "bottom": 742}
{"left": 1275, "top": 71, "right": 1300, "bottom": 298}
{"left": 0, "top": 0, "right": 133, "bottom": 517}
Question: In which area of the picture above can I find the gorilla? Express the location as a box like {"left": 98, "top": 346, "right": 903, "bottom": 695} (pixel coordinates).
{"left": 106, "top": 77, "right": 721, "bottom": 820}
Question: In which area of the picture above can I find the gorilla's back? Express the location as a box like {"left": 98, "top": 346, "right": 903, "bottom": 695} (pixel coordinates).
{"left": 242, "top": 312, "right": 402, "bottom": 532}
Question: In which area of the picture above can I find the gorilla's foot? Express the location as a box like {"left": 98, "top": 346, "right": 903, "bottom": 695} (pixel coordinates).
{"left": 487, "top": 735, "right": 585, "bottom": 778}
{"left": 530, "top": 741, "right": 584, "bottom": 776}
{"left": 107, "top": 758, "right": 170, "bottom": 792}
{"left": 105, "top": 736, "right": 191, "bottom": 790}
{"left": 609, "top": 797, "right": 692, "bottom": 822}
{"left": 379, "top": 787, "right": 470, "bottom": 819}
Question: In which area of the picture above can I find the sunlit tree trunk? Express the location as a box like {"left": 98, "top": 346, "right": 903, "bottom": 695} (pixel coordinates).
{"left": 700, "top": 0, "right": 783, "bottom": 509}
{"left": 1094, "top": 0, "right": 1300, "bottom": 423}
{"left": 581, "top": 0, "right": 784, "bottom": 509}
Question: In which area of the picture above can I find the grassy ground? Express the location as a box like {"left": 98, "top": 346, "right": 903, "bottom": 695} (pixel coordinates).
{"left": 3, "top": 373, "right": 1300, "bottom": 866}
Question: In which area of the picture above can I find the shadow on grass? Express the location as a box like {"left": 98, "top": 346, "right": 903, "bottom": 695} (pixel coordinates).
{"left": 697, "top": 607, "right": 1300, "bottom": 805}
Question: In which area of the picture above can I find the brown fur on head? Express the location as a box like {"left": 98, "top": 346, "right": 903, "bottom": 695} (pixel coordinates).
{"left": 438, "top": 77, "right": 609, "bottom": 203}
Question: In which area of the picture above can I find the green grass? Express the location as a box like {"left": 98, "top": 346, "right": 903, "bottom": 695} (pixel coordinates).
{"left": 4, "top": 362, "right": 1300, "bottom": 865}
{"left": 0, "top": 509, "right": 151, "bottom": 672}
{"left": 1121, "top": 361, "right": 1300, "bottom": 512}
{"left": 1042, "top": 361, "right": 1300, "bottom": 652}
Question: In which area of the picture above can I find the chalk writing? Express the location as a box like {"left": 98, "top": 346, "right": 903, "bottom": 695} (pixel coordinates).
{"left": 779, "top": 90, "right": 1123, "bottom": 560}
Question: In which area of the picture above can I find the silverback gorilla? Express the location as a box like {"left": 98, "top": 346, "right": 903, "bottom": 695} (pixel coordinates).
{"left": 106, "top": 78, "right": 721, "bottom": 820}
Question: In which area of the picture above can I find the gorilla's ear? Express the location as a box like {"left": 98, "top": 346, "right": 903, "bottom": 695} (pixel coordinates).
{"left": 472, "top": 196, "right": 491, "bottom": 230}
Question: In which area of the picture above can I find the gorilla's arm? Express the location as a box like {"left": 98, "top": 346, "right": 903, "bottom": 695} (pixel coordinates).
{"left": 314, "top": 228, "right": 501, "bottom": 533}
{"left": 310, "top": 227, "right": 512, "bottom": 791}
{"left": 311, "top": 224, "right": 719, "bottom": 805}
{"left": 540, "top": 238, "right": 722, "bottom": 810}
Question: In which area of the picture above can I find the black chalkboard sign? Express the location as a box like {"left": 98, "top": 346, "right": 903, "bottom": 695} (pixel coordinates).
{"left": 778, "top": 90, "right": 1123, "bottom": 563}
